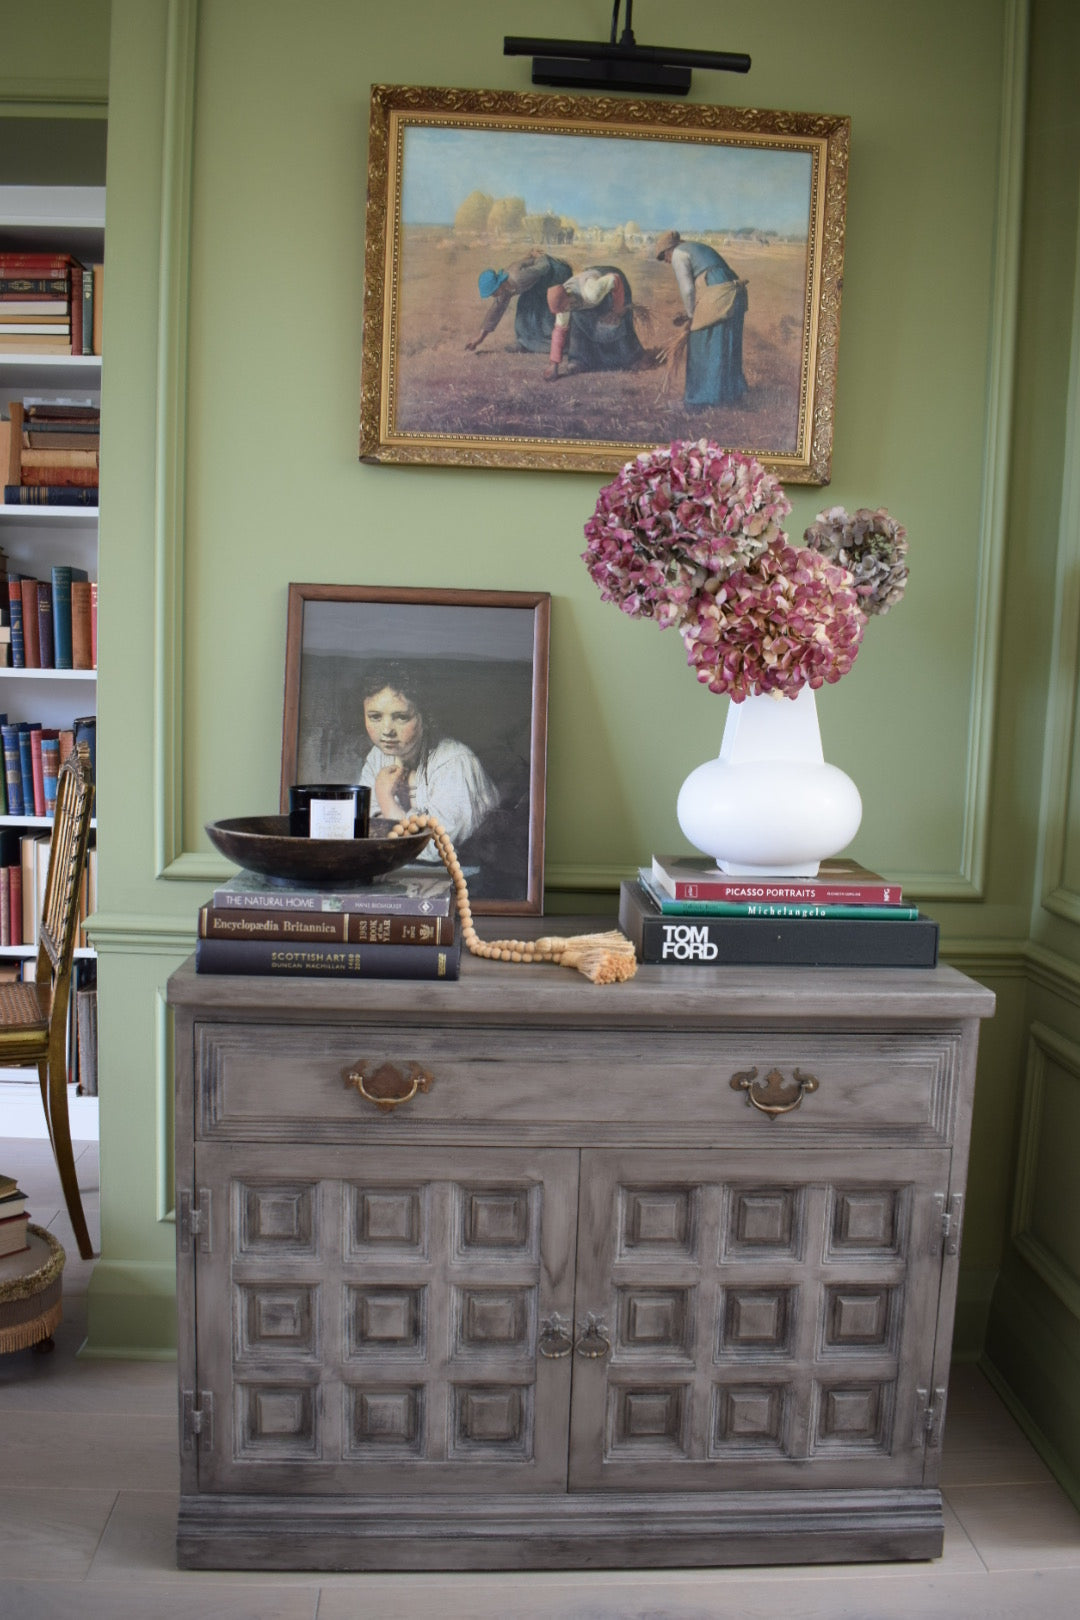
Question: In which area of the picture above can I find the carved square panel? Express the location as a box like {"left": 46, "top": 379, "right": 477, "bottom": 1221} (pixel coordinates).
{"left": 814, "top": 1380, "right": 893, "bottom": 1453}
{"left": 455, "top": 1287, "right": 533, "bottom": 1354}
{"left": 718, "top": 1287, "right": 794, "bottom": 1357}
{"left": 237, "top": 1284, "right": 316, "bottom": 1357}
{"left": 346, "top": 1286, "right": 425, "bottom": 1357}
{"left": 345, "top": 1385, "right": 424, "bottom": 1456}
{"left": 459, "top": 1186, "right": 535, "bottom": 1255}
{"left": 609, "top": 1384, "right": 689, "bottom": 1455}
{"left": 823, "top": 1285, "right": 897, "bottom": 1352}
{"left": 724, "top": 1187, "right": 801, "bottom": 1259}
{"left": 711, "top": 1382, "right": 790, "bottom": 1455}
{"left": 348, "top": 1186, "right": 426, "bottom": 1253}
{"left": 617, "top": 1287, "right": 692, "bottom": 1356}
{"left": 827, "top": 1187, "right": 905, "bottom": 1257}
{"left": 236, "top": 1382, "right": 318, "bottom": 1457}
{"left": 450, "top": 1384, "right": 532, "bottom": 1459}
{"left": 620, "top": 1186, "right": 697, "bottom": 1256}
{"left": 237, "top": 1182, "right": 315, "bottom": 1254}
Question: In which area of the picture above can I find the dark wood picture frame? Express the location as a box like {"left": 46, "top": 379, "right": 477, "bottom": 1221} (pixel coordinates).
{"left": 281, "top": 583, "right": 550, "bottom": 914}
{"left": 360, "top": 83, "right": 850, "bottom": 482}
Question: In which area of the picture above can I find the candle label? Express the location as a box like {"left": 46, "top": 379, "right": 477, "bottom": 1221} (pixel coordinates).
{"left": 309, "top": 797, "right": 355, "bottom": 839}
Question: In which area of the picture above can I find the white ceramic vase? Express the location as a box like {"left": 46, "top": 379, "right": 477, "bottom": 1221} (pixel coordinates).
{"left": 675, "top": 684, "right": 863, "bottom": 876}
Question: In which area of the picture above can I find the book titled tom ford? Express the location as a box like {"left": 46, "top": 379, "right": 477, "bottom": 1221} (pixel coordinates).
{"left": 619, "top": 880, "right": 938, "bottom": 969}
{"left": 194, "top": 935, "right": 461, "bottom": 980}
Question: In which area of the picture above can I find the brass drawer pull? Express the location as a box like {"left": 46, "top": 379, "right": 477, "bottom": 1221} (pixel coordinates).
{"left": 538, "top": 1314, "right": 574, "bottom": 1359}
{"left": 345, "top": 1060, "right": 433, "bottom": 1113}
{"left": 730, "top": 1066, "right": 819, "bottom": 1119}
{"left": 574, "top": 1314, "right": 612, "bottom": 1359}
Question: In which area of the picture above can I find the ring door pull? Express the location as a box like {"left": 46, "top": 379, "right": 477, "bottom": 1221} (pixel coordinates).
{"left": 730, "top": 1066, "right": 819, "bottom": 1119}
{"left": 538, "top": 1314, "right": 574, "bottom": 1359}
{"left": 574, "top": 1314, "right": 612, "bottom": 1359}
{"left": 344, "top": 1060, "right": 433, "bottom": 1113}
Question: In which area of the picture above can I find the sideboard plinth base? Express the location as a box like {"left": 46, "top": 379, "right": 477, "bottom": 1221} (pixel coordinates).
{"left": 176, "top": 1486, "right": 945, "bottom": 1572}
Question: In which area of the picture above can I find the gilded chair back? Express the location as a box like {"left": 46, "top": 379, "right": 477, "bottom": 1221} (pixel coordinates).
{"left": 37, "top": 743, "right": 95, "bottom": 993}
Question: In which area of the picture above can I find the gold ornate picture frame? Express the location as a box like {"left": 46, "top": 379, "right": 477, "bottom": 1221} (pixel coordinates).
{"left": 360, "top": 84, "right": 849, "bottom": 483}
{"left": 281, "top": 584, "right": 551, "bottom": 914}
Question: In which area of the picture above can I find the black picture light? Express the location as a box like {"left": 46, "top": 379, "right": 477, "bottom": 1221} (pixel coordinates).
{"left": 504, "top": 1, "right": 750, "bottom": 97}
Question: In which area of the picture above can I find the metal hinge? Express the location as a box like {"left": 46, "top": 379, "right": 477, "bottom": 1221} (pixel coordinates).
{"left": 177, "top": 1187, "right": 212, "bottom": 1254}
{"left": 934, "top": 1192, "right": 963, "bottom": 1256}
{"left": 915, "top": 1385, "right": 948, "bottom": 1449}
{"left": 181, "top": 1389, "right": 214, "bottom": 1453}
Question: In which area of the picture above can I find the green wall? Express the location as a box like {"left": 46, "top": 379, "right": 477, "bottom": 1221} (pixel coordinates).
{"left": 11, "top": 0, "right": 1075, "bottom": 1497}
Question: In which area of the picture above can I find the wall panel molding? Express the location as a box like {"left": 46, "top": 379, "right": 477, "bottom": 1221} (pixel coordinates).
{"left": 153, "top": 0, "right": 198, "bottom": 877}
{"left": 1036, "top": 167, "right": 1080, "bottom": 923}
{"left": 1011, "top": 1021, "right": 1080, "bottom": 1322}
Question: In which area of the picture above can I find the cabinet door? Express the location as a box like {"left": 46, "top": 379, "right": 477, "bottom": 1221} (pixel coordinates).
{"left": 192, "top": 1143, "right": 578, "bottom": 1494}
{"left": 570, "top": 1147, "right": 950, "bottom": 1492}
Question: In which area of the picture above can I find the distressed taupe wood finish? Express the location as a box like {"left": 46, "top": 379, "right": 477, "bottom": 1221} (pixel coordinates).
{"left": 168, "top": 933, "right": 994, "bottom": 1570}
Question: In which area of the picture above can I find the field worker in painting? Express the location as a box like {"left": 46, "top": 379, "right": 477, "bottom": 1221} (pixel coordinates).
{"left": 358, "top": 661, "right": 499, "bottom": 861}
{"left": 543, "top": 264, "right": 647, "bottom": 380}
{"left": 466, "top": 249, "right": 572, "bottom": 354}
{"left": 655, "top": 229, "right": 748, "bottom": 408}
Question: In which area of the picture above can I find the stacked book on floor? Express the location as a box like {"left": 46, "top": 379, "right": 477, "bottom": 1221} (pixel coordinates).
{"left": 0, "top": 1173, "right": 30, "bottom": 1258}
{"left": 618, "top": 854, "right": 939, "bottom": 968}
{"left": 195, "top": 867, "right": 462, "bottom": 980}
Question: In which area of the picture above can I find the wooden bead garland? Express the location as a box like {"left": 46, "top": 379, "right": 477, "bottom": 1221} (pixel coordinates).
{"left": 387, "top": 813, "right": 638, "bottom": 984}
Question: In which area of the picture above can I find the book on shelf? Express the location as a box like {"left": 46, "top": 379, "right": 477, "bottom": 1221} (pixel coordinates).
{"left": 0, "top": 334, "right": 74, "bottom": 353}
{"left": 618, "top": 879, "right": 939, "bottom": 969}
{"left": 76, "top": 982, "right": 98, "bottom": 1097}
{"left": 198, "top": 902, "right": 456, "bottom": 946}
{"left": 22, "top": 448, "right": 99, "bottom": 470}
{"left": 0, "top": 278, "right": 69, "bottom": 296}
{"left": 23, "top": 398, "right": 100, "bottom": 420}
{"left": 70, "top": 263, "right": 82, "bottom": 354}
{"left": 36, "top": 581, "right": 54, "bottom": 669}
{"left": 91, "top": 262, "right": 103, "bottom": 355}
{"left": 41, "top": 734, "right": 60, "bottom": 815}
{"left": 52, "top": 566, "right": 89, "bottom": 670}
{"left": 25, "top": 423, "right": 100, "bottom": 447}
{"left": 28, "top": 727, "right": 45, "bottom": 816}
{"left": 0, "top": 321, "right": 70, "bottom": 336}
{"left": 8, "top": 859, "right": 22, "bottom": 946}
{"left": 6, "top": 579, "right": 23, "bottom": 668}
{"left": 212, "top": 866, "right": 456, "bottom": 916}
{"left": 194, "top": 933, "right": 462, "bottom": 981}
{"left": 637, "top": 866, "right": 919, "bottom": 920}
{"left": 82, "top": 264, "right": 94, "bottom": 356}
{"left": 649, "top": 853, "right": 904, "bottom": 908}
{"left": 4, "top": 485, "right": 98, "bottom": 505}
{"left": 1, "top": 723, "right": 23, "bottom": 816}
{"left": 19, "top": 579, "right": 40, "bottom": 667}
{"left": 70, "top": 578, "right": 93, "bottom": 668}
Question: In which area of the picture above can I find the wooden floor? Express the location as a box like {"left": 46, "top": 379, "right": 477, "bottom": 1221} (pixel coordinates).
{"left": 2, "top": 1129, "right": 1080, "bottom": 1620}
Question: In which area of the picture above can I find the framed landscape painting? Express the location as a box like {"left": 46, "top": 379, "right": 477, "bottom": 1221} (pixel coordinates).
{"left": 360, "top": 84, "right": 849, "bottom": 482}
{"left": 280, "top": 584, "right": 550, "bottom": 914}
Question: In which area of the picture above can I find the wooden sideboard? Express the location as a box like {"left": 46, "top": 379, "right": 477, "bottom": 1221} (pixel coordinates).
{"left": 167, "top": 941, "right": 994, "bottom": 1571}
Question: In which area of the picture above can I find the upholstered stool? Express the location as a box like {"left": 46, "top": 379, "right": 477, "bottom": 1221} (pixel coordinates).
{"left": 0, "top": 1224, "right": 65, "bottom": 1353}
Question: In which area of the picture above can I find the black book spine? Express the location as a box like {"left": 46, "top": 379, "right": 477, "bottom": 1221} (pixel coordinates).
{"left": 618, "top": 881, "right": 939, "bottom": 968}
{"left": 195, "top": 935, "right": 462, "bottom": 980}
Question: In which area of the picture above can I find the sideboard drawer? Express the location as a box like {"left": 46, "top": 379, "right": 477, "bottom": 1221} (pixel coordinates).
{"left": 194, "top": 1021, "right": 962, "bottom": 1146}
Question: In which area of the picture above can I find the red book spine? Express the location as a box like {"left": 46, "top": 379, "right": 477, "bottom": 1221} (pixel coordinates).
{"left": 19, "top": 579, "right": 40, "bottom": 667}
{"left": 29, "top": 730, "right": 45, "bottom": 817}
{"left": 9, "top": 862, "right": 22, "bottom": 946}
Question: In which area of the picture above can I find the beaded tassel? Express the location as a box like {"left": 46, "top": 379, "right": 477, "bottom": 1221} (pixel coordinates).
{"left": 388, "top": 814, "right": 638, "bottom": 984}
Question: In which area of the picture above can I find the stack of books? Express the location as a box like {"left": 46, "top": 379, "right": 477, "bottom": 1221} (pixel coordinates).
{"left": 0, "top": 253, "right": 102, "bottom": 357}
{"left": 0, "top": 1174, "right": 30, "bottom": 1258}
{"left": 618, "top": 854, "right": 939, "bottom": 968}
{"left": 195, "top": 867, "right": 462, "bottom": 980}
{"left": 2, "top": 395, "right": 101, "bottom": 507}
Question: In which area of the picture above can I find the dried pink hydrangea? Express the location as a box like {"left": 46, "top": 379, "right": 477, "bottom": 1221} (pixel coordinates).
{"left": 582, "top": 440, "right": 791, "bottom": 628}
{"left": 679, "top": 540, "right": 866, "bottom": 701}
{"left": 803, "top": 505, "right": 908, "bottom": 616}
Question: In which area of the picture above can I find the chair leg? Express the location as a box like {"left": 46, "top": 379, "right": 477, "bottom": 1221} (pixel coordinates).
{"left": 37, "top": 1058, "right": 56, "bottom": 1157}
{"left": 46, "top": 1028, "right": 94, "bottom": 1260}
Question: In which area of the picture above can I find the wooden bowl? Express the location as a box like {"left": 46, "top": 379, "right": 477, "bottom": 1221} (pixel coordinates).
{"left": 204, "top": 815, "right": 431, "bottom": 887}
